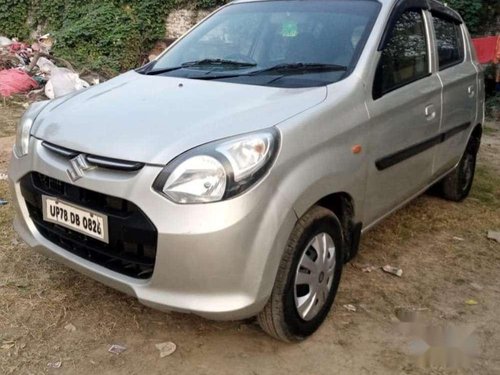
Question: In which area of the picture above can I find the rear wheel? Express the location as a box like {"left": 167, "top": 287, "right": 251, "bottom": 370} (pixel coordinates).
{"left": 439, "top": 139, "right": 477, "bottom": 202}
{"left": 257, "top": 206, "right": 344, "bottom": 342}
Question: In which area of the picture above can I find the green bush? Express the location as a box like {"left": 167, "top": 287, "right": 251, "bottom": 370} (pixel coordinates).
{"left": 0, "top": 0, "right": 30, "bottom": 39}
{"left": 193, "top": 0, "right": 226, "bottom": 9}
{"left": 0, "top": 0, "right": 226, "bottom": 76}
{"left": 445, "top": 0, "right": 497, "bottom": 35}
{"left": 52, "top": 3, "right": 143, "bottom": 75}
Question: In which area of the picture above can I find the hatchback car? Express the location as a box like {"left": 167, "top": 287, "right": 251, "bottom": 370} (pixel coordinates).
{"left": 9, "top": 0, "right": 484, "bottom": 341}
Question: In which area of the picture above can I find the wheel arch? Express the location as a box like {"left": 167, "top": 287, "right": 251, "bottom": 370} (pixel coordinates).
{"left": 316, "top": 192, "right": 355, "bottom": 232}
{"left": 306, "top": 191, "right": 361, "bottom": 262}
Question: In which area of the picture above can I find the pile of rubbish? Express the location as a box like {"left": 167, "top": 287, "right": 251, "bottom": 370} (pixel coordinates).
{"left": 0, "top": 34, "right": 97, "bottom": 100}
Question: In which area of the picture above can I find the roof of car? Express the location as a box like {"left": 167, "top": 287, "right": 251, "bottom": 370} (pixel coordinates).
{"left": 231, "top": 0, "right": 391, "bottom": 4}
{"left": 230, "top": 0, "right": 385, "bottom": 3}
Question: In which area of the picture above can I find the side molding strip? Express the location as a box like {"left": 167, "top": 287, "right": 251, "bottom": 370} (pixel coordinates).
{"left": 375, "top": 122, "right": 470, "bottom": 171}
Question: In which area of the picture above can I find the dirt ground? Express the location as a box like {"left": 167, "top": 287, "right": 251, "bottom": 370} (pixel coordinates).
{"left": 0, "top": 102, "right": 499, "bottom": 375}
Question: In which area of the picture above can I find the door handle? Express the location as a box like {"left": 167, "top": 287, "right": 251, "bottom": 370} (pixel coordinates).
{"left": 425, "top": 104, "right": 436, "bottom": 121}
{"left": 467, "top": 85, "right": 475, "bottom": 98}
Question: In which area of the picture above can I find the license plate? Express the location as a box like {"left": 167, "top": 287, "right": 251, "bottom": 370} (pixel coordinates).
{"left": 42, "top": 196, "right": 109, "bottom": 243}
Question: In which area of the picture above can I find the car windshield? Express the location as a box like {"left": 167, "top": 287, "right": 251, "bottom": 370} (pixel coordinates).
{"left": 144, "top": 0, "right": 381, "bottom": 88}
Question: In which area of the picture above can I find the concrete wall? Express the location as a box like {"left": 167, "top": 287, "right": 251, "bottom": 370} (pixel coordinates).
{"left": 165, "top": 9, "right": 213, "bottom": 40}
{"left": 147, "top": 9, "right": 214, "bottom": 61}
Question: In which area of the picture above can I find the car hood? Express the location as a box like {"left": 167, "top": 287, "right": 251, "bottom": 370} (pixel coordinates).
{"left": 32, "top": 70, "right": 327, "bottom": 165}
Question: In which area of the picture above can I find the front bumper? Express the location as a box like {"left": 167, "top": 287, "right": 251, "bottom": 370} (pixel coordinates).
{"left": 8, "top": 138, "right": 296, "bottom": 320}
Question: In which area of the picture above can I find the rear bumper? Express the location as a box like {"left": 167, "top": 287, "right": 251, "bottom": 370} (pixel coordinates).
{"left": 8, "top": 138, "right": 296, "bottom": 320}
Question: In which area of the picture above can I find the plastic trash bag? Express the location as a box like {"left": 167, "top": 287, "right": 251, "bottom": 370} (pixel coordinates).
{"left": 36, "top": 56, "right": 56, "bottom": 74}
{"left": 45, "top": 67, "right": 89, "bottom": 99}
{"left": 0, "top": 36, "right": 12, "bottom": 47}
{"left": 0, "top": 69, "right": 38, "bottom": 97}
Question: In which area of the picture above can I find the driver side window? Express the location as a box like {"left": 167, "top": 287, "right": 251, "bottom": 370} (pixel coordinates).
{"left": 373, "top": 10, "right": 429, "bottom": 99}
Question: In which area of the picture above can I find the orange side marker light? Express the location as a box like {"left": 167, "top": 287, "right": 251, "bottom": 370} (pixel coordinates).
{"left": 352, "top": 144, "right": 362, "bottom": 154}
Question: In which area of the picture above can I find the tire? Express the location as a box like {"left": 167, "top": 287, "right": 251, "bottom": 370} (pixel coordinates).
{"left": 257, "top": 206, "right": 344, "bottom": 342}
{"left": 439, "top": 139, "right": 477, "bottom": 202}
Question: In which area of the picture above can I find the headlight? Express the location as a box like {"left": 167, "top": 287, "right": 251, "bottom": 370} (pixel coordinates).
{"left": 154, "top": 129, "right": 280, "bottom": 204}
{"left": 14, "top": 101, "right": 50, "bottom": 157}
{"left": 162, "top": 156, "right": 227, "bottom": 203}
{"left": 14, "top": 117, "right": 34, "bottom": 157}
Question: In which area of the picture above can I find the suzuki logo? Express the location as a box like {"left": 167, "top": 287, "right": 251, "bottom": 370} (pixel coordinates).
{"left": 67, "top": 154, "right": 93, "bottom": 182}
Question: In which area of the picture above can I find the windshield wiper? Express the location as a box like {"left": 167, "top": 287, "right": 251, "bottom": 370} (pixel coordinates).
{"left": 181, "top": 58, "right": 257, "bottom": 68}
{"left": 145, "top": 65, "right": 184, "bottom": 75}
{"left": 146, "top": 61, "right": 347, "bottom": 80}
{"left": 145, "top": 59, "right": 257, "bottom": 76}
{"left": 190, "top": 62, "right": 348, "bottom": 81}
{"left": 249, "top": 63, "right": 347, "bottom": 76}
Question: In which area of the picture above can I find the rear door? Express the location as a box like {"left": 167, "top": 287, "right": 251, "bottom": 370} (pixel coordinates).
{"left": 364, "top": 8, "right": 442, "bottom": 225}
{"left": 431, "top": 12, "right": 477, "bottom": 176}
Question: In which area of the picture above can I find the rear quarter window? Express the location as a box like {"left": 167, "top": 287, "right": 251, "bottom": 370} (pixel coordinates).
{"left": 432, "top": 16, "right": 464, "bottom": 70}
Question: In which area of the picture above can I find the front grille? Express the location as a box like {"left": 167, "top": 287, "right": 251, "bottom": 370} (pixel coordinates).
{"left": 42, "top": 141, "right": 145, "bottom": 172}
{"left": 20, "top": 172, "right": 158, "bottom": 279}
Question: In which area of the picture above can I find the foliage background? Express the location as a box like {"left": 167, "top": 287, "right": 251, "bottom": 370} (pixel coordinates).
{"left": 446, "top": 0, "right": 498, "bottom": 36}
{"left": 0, "top": 0, "right": 497, "bottom": 76}
{"left": 0, "top": 0, "right": 227, "bottom": 75}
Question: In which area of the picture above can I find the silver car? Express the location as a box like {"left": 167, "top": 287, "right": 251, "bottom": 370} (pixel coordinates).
{"left": 8, "top": 0, "right": 484, "bottom": 341}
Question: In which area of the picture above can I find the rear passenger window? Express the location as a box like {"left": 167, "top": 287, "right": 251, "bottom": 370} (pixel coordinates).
{"left": 373, "top": 10, "right": 429, "bottom": 99}
{"left": 433, "top": 16, "right": 464, "bottom": 70}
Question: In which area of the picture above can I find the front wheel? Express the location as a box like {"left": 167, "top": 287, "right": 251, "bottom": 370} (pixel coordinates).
{"left": 257, "top": 206, "right": 344, "bottom": 342}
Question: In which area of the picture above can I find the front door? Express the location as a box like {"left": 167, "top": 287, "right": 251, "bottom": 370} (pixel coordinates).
{"left": 363, "top": 8, "right": 442, "bottom": 225}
